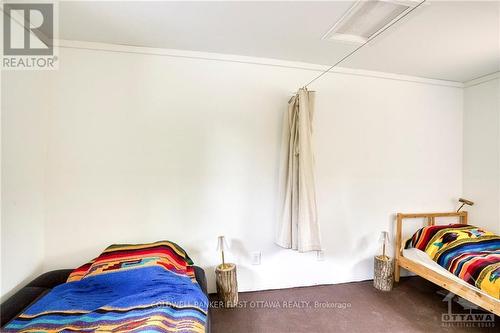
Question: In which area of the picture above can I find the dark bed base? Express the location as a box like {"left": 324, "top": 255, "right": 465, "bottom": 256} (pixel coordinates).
{"left": 1, "top": 266, "right": 211, "bottom": 332}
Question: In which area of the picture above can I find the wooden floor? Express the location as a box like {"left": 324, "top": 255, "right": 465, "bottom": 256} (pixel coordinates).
{"left": 209, "top": 277, "right": 499, "bottom": 333}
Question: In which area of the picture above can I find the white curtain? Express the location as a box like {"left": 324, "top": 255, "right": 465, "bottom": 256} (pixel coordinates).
{"left": 276, "top": 88, "right": 321, "bottom": 252}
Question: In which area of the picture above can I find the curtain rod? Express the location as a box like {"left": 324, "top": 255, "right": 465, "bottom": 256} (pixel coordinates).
{"left": 303, "top": 0, "right": 427, "bottom": 88}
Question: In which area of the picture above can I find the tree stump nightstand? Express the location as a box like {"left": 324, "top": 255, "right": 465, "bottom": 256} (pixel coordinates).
{"left": 374, "top": 255, "right": 394, "bottom": 291}
{"left": 215, "top": 263, "right": 238, "bottom": 308}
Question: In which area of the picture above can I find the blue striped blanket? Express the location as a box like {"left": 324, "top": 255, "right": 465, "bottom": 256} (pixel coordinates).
{"left": 4, "top": 242, "right": 208, "bottom": 332}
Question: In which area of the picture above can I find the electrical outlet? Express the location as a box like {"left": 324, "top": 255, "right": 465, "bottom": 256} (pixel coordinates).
{"left": 251, "top": 251, "right": 261, "bottom": 265}
{"left": 317, "top": 250, "right": 325, "bottom": 261}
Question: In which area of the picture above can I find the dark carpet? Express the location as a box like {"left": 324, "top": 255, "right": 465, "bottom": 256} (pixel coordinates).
{"left": 209, "top": 277, "right": 498, "bottom": 333}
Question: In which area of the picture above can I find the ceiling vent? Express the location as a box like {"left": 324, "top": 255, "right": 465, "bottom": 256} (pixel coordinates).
{"left": 322, "top": 0, "right": 421, "bottom": 44}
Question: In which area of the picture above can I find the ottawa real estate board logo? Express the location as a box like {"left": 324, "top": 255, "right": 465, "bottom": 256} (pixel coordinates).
{"left": 441, "top": 292, "right": 495, "bottom": 328}
{"left": 2, "top": 2, "right": 58, "bottom": 70}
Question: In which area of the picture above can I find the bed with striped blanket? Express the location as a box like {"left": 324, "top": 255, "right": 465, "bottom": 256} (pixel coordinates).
{"left": 405, "top": 224, "right": 500, "bottom": 299}
{"left": 4, "top": 241, "right": 208, "bottom": 332}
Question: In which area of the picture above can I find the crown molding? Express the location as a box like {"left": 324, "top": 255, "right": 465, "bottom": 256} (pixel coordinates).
{"left": 55, "top": 39, "right": 464, "bottom": 88}
{"left": 464, "top": 72, "right": 500, "bottom": 88}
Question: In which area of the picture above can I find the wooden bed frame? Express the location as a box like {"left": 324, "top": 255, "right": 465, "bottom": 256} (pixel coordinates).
{"left": 394, "top": 211, "right": 500, "bottom": 316}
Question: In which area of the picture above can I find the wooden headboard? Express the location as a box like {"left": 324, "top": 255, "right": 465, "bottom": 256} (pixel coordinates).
{"left": 394, "top": 211, "right": 468, "bottom": 282}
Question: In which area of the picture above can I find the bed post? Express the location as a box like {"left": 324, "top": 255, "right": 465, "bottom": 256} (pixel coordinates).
{"left": 460, "top": 211, "right": 468, "bottom": 224}
{"left": 394, "top": 213, "right": 402, "bottom": 282}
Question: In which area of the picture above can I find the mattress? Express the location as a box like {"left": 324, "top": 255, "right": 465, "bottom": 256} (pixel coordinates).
{"left": 402, "top": 247, "right": 497, "bottom": 301}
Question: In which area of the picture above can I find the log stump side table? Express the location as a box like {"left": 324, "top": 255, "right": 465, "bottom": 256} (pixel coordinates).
{"left": 215, "top": 263, "right": 238, "bottom": 308}
{"left": 373, "top": 255, "right": 394, "bottom": 291}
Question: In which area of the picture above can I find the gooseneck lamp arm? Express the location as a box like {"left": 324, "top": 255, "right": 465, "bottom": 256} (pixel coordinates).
{"left": 457, "top": 198, "right": 474, "bottom": 212}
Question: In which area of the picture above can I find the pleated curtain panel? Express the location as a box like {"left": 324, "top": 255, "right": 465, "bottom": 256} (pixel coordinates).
{"left": 276, "top": 88, "right": 321, "bottom": 252}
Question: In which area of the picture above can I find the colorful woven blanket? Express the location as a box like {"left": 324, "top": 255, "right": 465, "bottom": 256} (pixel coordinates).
{"left": 4, "top": 241, "right": 208, "bottom": 332}
{"left": 406, "top": 224, "right": 500, "bottom": 299}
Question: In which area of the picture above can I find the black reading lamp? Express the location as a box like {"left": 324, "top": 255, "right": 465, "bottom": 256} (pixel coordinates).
{"left": 457, "top": 198, "right": 474, "bottom": 212}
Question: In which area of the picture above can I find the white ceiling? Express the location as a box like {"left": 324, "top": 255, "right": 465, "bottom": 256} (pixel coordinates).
{"left": 58, "top": 1, "right": 500, "bottom": 82}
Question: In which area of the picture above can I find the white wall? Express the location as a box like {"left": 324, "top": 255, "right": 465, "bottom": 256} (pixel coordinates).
{"left": 0, "top": 18, "right": 52, "bottom": 299}
{"left": 463, "top": 75, "right": 500, "bottom": 233}
{"left": 1, "top": 70, "right": 51, "bottom": 300}
{"left": 43, "top": 44, "right": 463, "bottom": 292}
{"left": 2, "top": 42, "right": 464, "bottom": 294}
